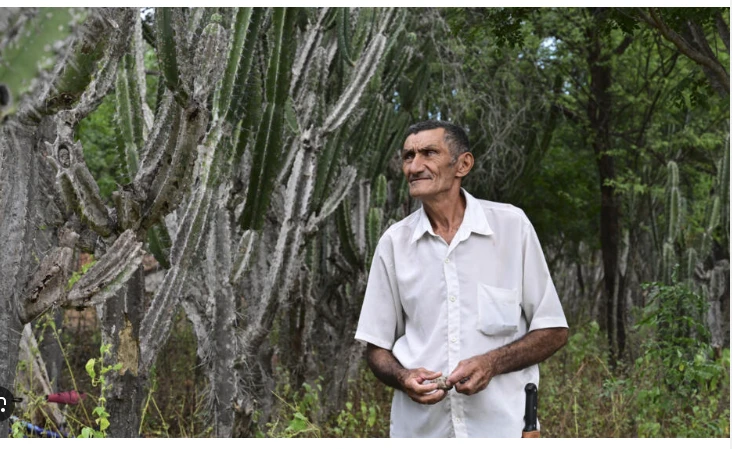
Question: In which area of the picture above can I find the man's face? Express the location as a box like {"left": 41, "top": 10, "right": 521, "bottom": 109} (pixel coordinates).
{"left": 401, "top": 128, "right": 461, "bottom": 200}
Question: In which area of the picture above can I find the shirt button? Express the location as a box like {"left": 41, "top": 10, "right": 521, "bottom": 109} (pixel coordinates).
{"left": 451, "top": 336, "right": 457, "bottom": 343}
{"left": 449, "top": 296, "right": 456, "bottom": 302}
{"left": 444, "top": 258, "right": 450, "bottom": 264}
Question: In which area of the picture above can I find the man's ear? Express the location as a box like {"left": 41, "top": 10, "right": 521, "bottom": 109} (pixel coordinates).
{"left": 455, "top": 152, "right": 474, "bottom": 178}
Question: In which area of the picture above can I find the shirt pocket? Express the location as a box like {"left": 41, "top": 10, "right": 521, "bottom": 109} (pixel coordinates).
{"left": 476, "top": 283, "right": 520, "bottom": 336}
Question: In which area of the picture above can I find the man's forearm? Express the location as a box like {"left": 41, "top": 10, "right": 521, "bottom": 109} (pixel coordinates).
{"left": 366, "top": 343, "right": 407, "bottom": 391}
{"left": 486, "top": 327, "right": 568, "bottom": 376}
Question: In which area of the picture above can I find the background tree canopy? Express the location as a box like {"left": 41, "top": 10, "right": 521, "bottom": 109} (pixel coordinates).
{"left": 0, "top": 7, "right": 728, "bottom": 438}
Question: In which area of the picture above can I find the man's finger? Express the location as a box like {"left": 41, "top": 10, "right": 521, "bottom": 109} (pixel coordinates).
{"left": 447, "top": 367, "right": 471, "bottom": 386}
{"left": 418, "top": 370, "right": 443, "bottom": 381}
{"left": 412, "top": 389, "right": 446, "bottom": 405}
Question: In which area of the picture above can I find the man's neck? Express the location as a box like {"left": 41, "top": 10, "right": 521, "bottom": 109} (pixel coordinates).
{"left": 421, "top": 187, "right": 466, "bottom": 244}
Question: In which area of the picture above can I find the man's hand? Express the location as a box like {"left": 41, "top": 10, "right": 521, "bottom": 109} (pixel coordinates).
{"left": 446, "top": 353, "right": 495, "bottom": 395}
{"left": 398, "top": 368, "right": 448, "bottom": 404}
{"left": 365, "top": 343, "right": 447, "bottom": 405}
{"left": 447, "top": 328, "right": 568, "bottom": 396}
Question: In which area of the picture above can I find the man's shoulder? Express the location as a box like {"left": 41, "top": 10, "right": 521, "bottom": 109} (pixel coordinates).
{"left": 381, "top": 207, "right": 422, "bottom": 241}
{"left": 471, "top": 196, "right": 531, "bottom": 226}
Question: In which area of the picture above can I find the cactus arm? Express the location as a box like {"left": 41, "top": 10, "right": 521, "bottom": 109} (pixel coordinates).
{"left": 337, "top": 8, "right": 355, "bottom": 67}
{"left": 156, "top": 8, "right": 189, "bottom": 106}
{"left": 140, "top": 122, "right": 233, "bottom": 371}
{"left": 65, "top": 229, "right": 144, "bottom": 308}
{"left": 231, "top": 230, "right": 256, "bottom": 284}
{"left": 70, "top": 9, "right": 137, "bottom": 120}
{"left": 366, "top": 206, "right": 384, "bottom": 261}
{"left": 0, "top": 8, "right": 75, "bottom": 117}
{"left": 115, "top": 52, "right": 145, "bottom": 179}
{"left": 131, "top": 13, "right": 153, "bottom": 133}
{"left": 239, "top": 8, "right": 296, "bottom": 231}
{"left": 192, "top": 15, "right": 228, "bottom": 103}
{"left": 289, "top": 8, "right": 330, "bottom": 99}
{"left": 241, "top": 141, "right": 311, "bottom": 349}
{"left": 147, "top": 223, "right": 173, "bottom": 269}
{"left": 18, "top": 245, "right": 75, "bottom": 324}
{"left": 46, "top": 126, "right": 113, "bottom": 237}
{"left": 228, "top": 9, "right": 265, "bottom": 125}
{"left": 666, "top": 161, "right": 680, "bottom": 242}
{"left": 141, "top": 104, "right": 208, "bottom": 229}
{"left": 217, "top": 8, "right": 253, "bottom": 120}
{"left": 232, "top": 60, "right": 264, "bottom": 167}
{"left": 350, "top": 8, "right": 375, "bottom": 61}
{"left": 310, "top": 128, "right": 343, "bottom": 212}
{"left": 135, "top": 92, "right": 182, "bottom": 191}
{"left": 335, "top": 199, "right": 362, "bottom": 268}
{"left": 322, "top": 32, "right": 387, "bottom": 133}
{"left": 15, "top": 9, "right": 134, "bottom": 123}
{"left": 307, "top": 165, "right": 357, "bottom": 233}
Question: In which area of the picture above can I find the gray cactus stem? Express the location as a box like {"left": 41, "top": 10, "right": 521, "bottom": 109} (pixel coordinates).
{"left": 322, "top": 33, "right": 387, "bottom": 133}
{"left": 96, "top": 266, "right": 146, "bottom": 437}
{"left": 17, "top": 8, "right": 134, "bottom": 124}
{"left": 204, "top": 203, "right": 239, "bottom": 438}
{"left": 139, "top": 125, "right": 225, "bottom": 371}
{"left": 65, "top": 229, "right": 145, "bottom": 308}
{"left": 289, "top": 7, "right": 330, "bottom": 100}
{"left": 0, "top": 124, "right": 35, "bottom": 424}
{"left": 140, "top": 104, "right": 208, "bottom": 229}
{"left": 306, "top": 165, "right": 357, "bottom": 233}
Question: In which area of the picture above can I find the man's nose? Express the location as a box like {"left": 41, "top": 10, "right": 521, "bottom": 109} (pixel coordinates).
{"left": 408, "top": 153, "right": 426, "bottom": 172}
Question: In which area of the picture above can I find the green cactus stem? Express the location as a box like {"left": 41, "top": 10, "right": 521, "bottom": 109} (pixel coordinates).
{"left": 336, "top": 199, "right": 361, "bottom": 268}
{"left": 666, "top": 161, "right": 681, "bottom": 243}
{"left": 147, "top": 222, "right": 173, "bottom": 269}
{"left": 218, "top": 8, "right": 258, "bottom": 122}
{"left": 239, "top": 8, "right": 296, "bottom": 231}
{"left": 156, "top": 8, "right": 189, "bottom": 106}
{"left": 337, "top": 8, "right": 355, "bottom": 67}
{"left": 0, "top": 8, "right": 74, "bottom": 117}
{"left": 374, "top": 174, "right": 387, "bottom": 208}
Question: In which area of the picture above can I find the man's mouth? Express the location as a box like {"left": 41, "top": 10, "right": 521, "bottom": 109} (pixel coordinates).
{"left": 409, "top": 177, "right": 430, "bottom": 183}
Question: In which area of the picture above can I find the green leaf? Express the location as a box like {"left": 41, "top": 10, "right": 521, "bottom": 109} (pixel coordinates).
{"left": 85, "top": 358, "right": 96, "bottom": 380}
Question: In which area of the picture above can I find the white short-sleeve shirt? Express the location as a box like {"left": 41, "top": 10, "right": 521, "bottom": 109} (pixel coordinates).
{"left": 355, "top": 189, "right": 568, "bottom": 438}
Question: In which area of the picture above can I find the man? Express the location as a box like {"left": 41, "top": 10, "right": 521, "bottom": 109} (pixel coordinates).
{"left": 355, "top": 120, "right": 568, "bottom": 437}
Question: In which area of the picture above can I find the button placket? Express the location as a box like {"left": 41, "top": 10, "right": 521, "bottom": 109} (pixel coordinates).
{"left": 444, "top": 251, "right": 461, "bottom": 435}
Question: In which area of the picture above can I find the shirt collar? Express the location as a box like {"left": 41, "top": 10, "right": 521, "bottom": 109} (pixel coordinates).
{"left": 409, "top": 188, "right": 493, "bottom": 244}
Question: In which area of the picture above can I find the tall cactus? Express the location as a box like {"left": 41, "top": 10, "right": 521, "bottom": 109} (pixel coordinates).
{"left": 2, "top": 7, "right": 420, "bottom": 437}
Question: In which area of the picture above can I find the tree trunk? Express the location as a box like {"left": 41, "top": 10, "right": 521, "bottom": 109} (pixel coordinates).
{"left": 98, "top": 267, "right": 146, "bottom": 437}
{"left": 586, "top": 9, "right": 626, "bottom": 366}
{"left": 0, "top": 118, "right": 63, "bottom": 437}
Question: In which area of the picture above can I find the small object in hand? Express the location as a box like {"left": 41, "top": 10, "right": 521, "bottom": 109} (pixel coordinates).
{"left": 425, "top": 375, "right": 452, "bottom": 390}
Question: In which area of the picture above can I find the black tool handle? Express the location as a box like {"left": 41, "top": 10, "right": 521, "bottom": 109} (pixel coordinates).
{"left": 523, "top": 383, "right": 538, "bottom": 432}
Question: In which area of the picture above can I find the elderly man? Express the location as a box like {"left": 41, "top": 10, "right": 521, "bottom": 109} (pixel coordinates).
{"left": 355, "top": 120, "right": 568, "bottom": 437}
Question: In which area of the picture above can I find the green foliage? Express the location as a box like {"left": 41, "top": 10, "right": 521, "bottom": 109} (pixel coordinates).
{"left": 636, "top": 277, "right": 722, "bottom": 395}
{"left": 78, "top": 343, "right": 123, "bottom": 437}
{"left": 259, "top": 373, "right": 324, "bottom": 437}
{"left": 76, "top": 95, "right": 123, "bottom": 199}
{"left": 540, "top": 296, "right": 729, "bottom": 437}
{"left": 66, "top": 256, "right": 97, "bottom": 290}
{"left": 258, "top": 367, "right": 390, "bottom": 438}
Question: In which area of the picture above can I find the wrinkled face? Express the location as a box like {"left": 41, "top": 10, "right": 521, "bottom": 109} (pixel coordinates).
{"left": 401, "top": 128, "right": 461, "bottom": 200}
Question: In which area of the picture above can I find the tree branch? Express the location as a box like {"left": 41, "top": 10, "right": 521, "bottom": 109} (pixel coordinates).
{"left": 637, "top": 8, "right": 729, "bottom": 95}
